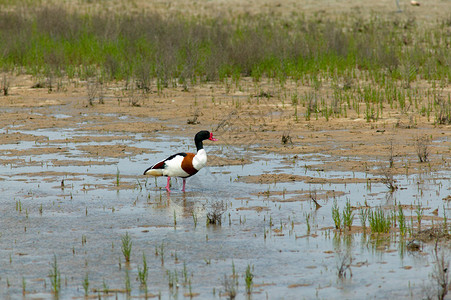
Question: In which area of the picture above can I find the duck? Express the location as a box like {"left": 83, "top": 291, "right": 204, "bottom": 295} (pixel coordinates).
{"left": 143, "top": 130, "right": 218, "bottom": 192}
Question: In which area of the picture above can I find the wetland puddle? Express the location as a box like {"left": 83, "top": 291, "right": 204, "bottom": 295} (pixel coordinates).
{"left": 0, "top": 127, "right": 450, "bottom": 299}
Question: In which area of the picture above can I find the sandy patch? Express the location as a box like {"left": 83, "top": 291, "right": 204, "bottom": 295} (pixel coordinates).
{"left": 239, "top": 173, "right": 384, "bottom": 185}
{"left": 208, "top": 155, "right": 252, "bottom": 167}
{"left": 236, "top": 206, "right": 270, "bottom": 212}
{"left": 77, "top": 145, "right": 156, "bottom": 158}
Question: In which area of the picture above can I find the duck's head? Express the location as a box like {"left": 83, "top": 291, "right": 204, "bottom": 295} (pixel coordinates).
{"left": 195, "top": 130, "right": 218, "bottom": 142}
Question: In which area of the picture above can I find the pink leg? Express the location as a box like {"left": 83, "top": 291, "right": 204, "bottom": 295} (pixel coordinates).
{"left": 182, "top": 179, "right": 186, "bottom": 192}
{"left": 165, "top": 177, "right": 171, "bottom": 192}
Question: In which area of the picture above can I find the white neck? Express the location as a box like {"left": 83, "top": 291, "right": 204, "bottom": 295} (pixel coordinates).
{"left": 193, "top": 149, "right": 207, "bottom": 170}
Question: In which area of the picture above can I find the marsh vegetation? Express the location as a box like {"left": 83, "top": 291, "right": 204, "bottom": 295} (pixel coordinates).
{"left": 0, "top": 0, "right": 449, "bottom": 299}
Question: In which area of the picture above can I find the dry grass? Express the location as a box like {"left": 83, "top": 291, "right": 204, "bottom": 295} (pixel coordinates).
{"left": 337, "top": 252, "right": 353, "bottom": 279}
{"left": 424, "top": 241, "right": 451, "bottom": 300}
{"left": 381, "top": 167, "right": 398, "bottom": 192}
{"left": 415, "top": 136, "right": 431, "bottom": 163}
{"left": 206, "top": 200, "right": 227, "bottom": 225}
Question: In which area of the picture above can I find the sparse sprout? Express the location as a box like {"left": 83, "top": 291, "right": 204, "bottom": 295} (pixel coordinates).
{"left": 102, "top": 279, "right": 109, "bottom": 294}
{"left": 192, "top": 210, "right": 198, "bottom": 228}
{"left": 157, "top": 242, "right": 165, "bottom": 265}
{"left": 1, "top": 73, "right": 9, "bottom": 96}
{"left": 125, "top": 269, "right": 131, "bottom": 294}
{"left": 222, "top": 274, "right": 237, "bottom": 299}
{"left": 182, "top": 261, "right": 189, "bottom": 284}
{"left": 398, "top": 205, "right": 407, "bottom": 237}
{"left": 342, "top": 199, "right": 354, "bottom": 230}
{"left": 173, "top": 210, "right": 177, "bottom": 227}
{"left": 245, "top": 264, "right": 254, "bottom": 294}
{"left": 443, "top": 206, "right": 448, "bottom": 234}
{"left": 116, "top": 168, "right": 120, "bottom": 186}
{"left": 388, "top": 140, "right": 395, "bottom": 168}
{"left": 22, "top": 277, "right": 26, "bottom": 296}
{"left": 359, "top": 207, "right": 368, "bottom": 230}
{"left": 332, "top": 199, "right": 341, "bottom": 230}
{"left": 49, "top": 254, "right": 61, "bottom": 295}
{"left": 416, "top": 203, "right": 424, "bottom": 230}
{"left": 137, "top": 253, "right": 148, "bottom": 290}
{"left": 82, "top": 273, "right": 89, "bottom": 297}
{"left": 121, "top": 232, "right": 132, "bottom": 263}
{"left": 167, "top": 269, "right": 178, "bottom": 290}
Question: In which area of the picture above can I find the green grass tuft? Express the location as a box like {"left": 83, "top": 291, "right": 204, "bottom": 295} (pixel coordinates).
{"left": 121, "top": 232, "right": 132, "bottom": 263}
{"left": 368, "top": 207, "right": 391, "bottom": 233}
{"left": 48, "top": 254, "right": 61, "bottom": 295}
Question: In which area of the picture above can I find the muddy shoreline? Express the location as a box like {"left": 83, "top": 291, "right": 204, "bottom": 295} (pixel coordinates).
{"left": 1, "top": 75, "right": 449, "bottom": 177}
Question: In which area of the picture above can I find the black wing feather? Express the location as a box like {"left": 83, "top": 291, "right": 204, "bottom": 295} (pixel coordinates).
{"left": 143, "top": 152, "right": 187, "bottom": 175}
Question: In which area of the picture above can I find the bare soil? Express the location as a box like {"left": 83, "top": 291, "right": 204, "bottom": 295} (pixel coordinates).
{"left": 1, "top": 74, "right": 449, "bottom": 180}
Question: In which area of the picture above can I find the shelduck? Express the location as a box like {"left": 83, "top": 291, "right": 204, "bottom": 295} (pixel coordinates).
{"left": 143, "top": 130, "right": 218, "bottom": 192}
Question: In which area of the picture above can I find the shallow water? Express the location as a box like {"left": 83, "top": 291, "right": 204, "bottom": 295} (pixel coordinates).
{"left": 0, "top": 128, "right": 449, "bottom": 299}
